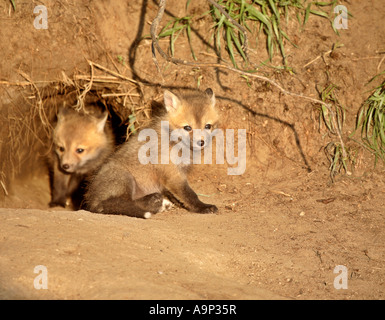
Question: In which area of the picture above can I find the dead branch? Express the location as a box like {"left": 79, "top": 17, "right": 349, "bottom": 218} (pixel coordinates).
{"left": 18, "top": 70, "right": 52, "bottom": 135}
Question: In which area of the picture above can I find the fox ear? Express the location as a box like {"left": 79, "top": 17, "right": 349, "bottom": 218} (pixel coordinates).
{"left": 96, "top": 111, "right": 108, "bottom": 133}
{"left": 57, "top": 107, "right": 71, "bottom": 123}
{"left": 205, "top": 88, "right": 216, "bottom": 106}
{"left": 164, "top": 90, "right": 181, "bottom": 113}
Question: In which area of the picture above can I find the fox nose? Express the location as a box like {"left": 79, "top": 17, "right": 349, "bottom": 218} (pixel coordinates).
{"left": 197, "top": 140, "right": 205, "bottom": 147}
{"left": 62, "top": 164, "right": 70, "bottom": 170}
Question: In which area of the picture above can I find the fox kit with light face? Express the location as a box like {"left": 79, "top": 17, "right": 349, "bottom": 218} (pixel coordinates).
{"left": 85, "top": 88, "right": 219, "bottom": 219}
{"left": 49, "top": 107, "right": 114, "bottom": 208}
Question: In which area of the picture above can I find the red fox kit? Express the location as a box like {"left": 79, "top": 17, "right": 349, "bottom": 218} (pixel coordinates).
{"left": 85, "top": 88, "right": 219, "bottom": 218}
{"left": 49, "top": 107, "right": 114, "bottom": 208}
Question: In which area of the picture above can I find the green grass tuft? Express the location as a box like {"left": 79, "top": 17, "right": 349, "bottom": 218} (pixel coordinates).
{"left": 356, "top": 75, "right": 385, "bottom": 164}
{"left": 157, "top": 0, "right": 338, "bottom": 69}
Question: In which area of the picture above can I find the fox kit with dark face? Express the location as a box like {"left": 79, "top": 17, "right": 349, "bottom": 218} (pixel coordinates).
{"left": 49, "top": 108, "right": 114, "bottom": 208}
{"left": 85, "top": 88, "right": 219, "bottom": 218}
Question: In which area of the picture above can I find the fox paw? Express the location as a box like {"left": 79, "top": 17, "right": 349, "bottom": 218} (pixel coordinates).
{"left": 146, "top": 193, "right": 163, "bottom": 213}
{"left": 159, "top": 198, "right": 174, "bottom": 212}
{"left": 197, "top": 204, "right": 218, "bottom": 214}
{"left": 49, "top": 200, "right": 67, "bottom": 208}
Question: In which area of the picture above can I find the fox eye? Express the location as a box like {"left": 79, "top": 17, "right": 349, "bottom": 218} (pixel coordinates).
{"left": 76, "top": 148, "right": 84, "bottom": 154}
{"left": 205, "top": 124, "right": 212, "bottom": 130}
{"left": 183, "top": 125, "right": 192, "bottom": 132}
{"left": 58, "top": 146, "right": 65, "bottom": 152}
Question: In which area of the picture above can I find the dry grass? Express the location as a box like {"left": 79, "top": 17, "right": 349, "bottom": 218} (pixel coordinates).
{"left": 0, "top": 61, "right": 152, "bottom": 198}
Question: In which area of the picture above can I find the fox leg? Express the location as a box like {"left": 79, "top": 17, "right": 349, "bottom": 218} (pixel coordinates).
{"left": 49, "top": 166, "right": 71, "bottom": 208}
{"left": 99, "top": 193, "right": 164, "bottom": 219}
{"left": 67, "top": 174, "right": 83, "bottom": 196}
{"left": 167, "top": 181, "right": 218, "bottom": 214}
{"left": 68, "top": 174, "right": 86, "bottom": 210}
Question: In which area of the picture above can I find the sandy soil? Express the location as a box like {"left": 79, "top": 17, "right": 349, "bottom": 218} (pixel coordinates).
{"left": 1, "top": 0, "right": 385, "bottom": 300}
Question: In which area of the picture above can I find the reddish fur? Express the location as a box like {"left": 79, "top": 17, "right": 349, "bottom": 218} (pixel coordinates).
{"left": 49, "top": 108, "right": 114, "bottom": 209}
{"left": 85, "top": 89, "right": 219, "bottom": 218}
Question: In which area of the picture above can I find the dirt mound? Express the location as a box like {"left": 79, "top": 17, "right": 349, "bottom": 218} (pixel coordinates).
{"left": 1, "top": 0, "right": 384, "bottom": 300}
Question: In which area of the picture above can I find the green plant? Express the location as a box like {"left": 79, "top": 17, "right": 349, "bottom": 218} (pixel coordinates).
{"left": 128, "top": 113, "right": 137, "bottom": 135}
{"left": 117, "top": 55, "right": 126, "bottom": 66}
{"left": 318, "top": 83, "right": 345, "bottom": 135}
{"left": 318, "top": 83, "right": 351, "bottom": 181}
{"left": 9, "top": 0, "right": 16, "bottom": 11}
{"left": 356, "top": 76, "right": 385, "bottom": 164}
{"left": 158, "top": 15, "right": 201, "bottom": 61}
{"left": 212, "top": 0, "right": 339, "bottom": 67}
{"left": 324, "top": 142, "right": 352, "bottom": 182}
{"left": 157, "top": 0, "right": 338, "bottom": 68}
